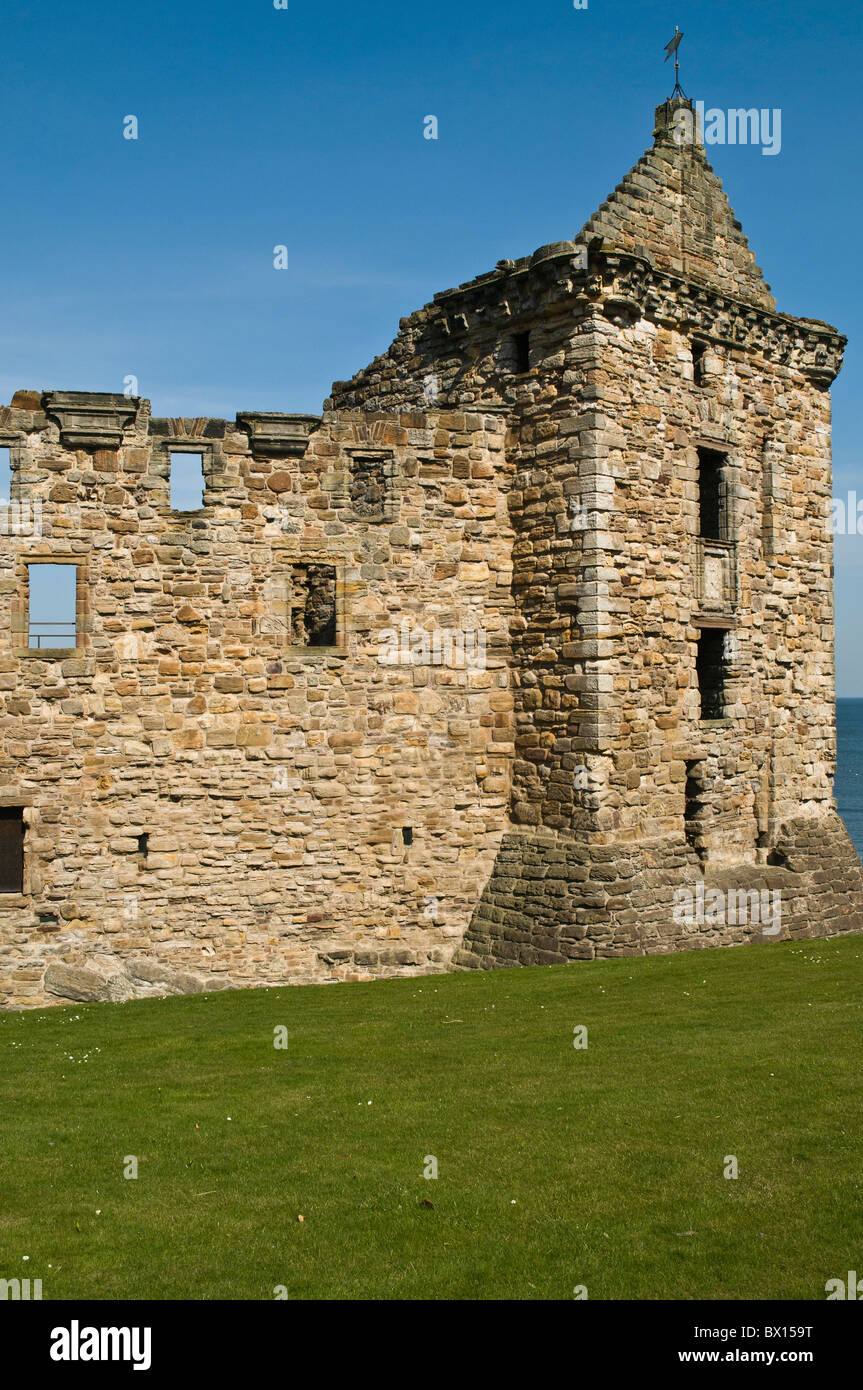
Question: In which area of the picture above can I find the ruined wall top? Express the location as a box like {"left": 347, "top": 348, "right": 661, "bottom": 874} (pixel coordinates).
{"left": 328, "top": 100, "right": 843, "bottom": 412}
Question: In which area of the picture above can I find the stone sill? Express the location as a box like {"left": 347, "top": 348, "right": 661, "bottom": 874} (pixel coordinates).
{"left": 0, "top": 894, "right": 29, "bottom": 910}
{"left": 699, "top": 717, "right": 734, "bottom": 728}
{"left": 13, "top": 647, "right": 84, "bottom": 660}
{"left": 284, "top": 646, "right": 349, "bottom": 662}
{"left": 158, "top": 508, "right": 213, "bottom": 519}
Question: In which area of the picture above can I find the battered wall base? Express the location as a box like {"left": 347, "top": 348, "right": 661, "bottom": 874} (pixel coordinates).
{"left": 454, "top": 812, "right": 863, "bottom": 968}
{"left": 4, "top": 813, "right": 861, "bottom": 1008}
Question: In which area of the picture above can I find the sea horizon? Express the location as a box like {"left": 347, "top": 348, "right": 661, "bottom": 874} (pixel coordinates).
{"left": 836, "top": 698, "right": 863, "bottom": 858}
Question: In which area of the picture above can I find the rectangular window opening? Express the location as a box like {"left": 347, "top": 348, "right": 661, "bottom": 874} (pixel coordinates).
{"left": 697, "top": 447, "right": 726, "bottom": 541}
{"left": 169, "top": 451, "right": 205, "bottom": 511}
{"left": 0, "top": 807, "right": 24, "bottom": 894}
{"left": 27, "top": 563, "right": 77, "bottom": 650}
{"left": 0, "top": 446, "right": 11, "bottom": 505}
{"left": 696, "top": 628, "right": 729, "bottom": 721}
{"left": 513, "top": 331, "right": 530, "bottom": 374}
{"left": 402, "top": 826, "right": 413, "bottom": 846}
{"left": 289, "top": 564, "right": 337, "bottom": 647}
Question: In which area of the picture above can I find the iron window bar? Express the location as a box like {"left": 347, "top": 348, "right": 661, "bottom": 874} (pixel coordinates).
{"left": 28, "top": 622, "right": 76, "bottom": 648}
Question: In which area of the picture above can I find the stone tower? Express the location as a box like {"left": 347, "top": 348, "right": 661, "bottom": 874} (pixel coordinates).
{"left": 1, "top": 97, "right": 861, "bottom": 1008}
{"left": 331, "top": 96, "right": 863, "bottom": 964}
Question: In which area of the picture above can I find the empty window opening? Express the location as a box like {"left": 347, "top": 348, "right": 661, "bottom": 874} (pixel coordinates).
{"left": 697, "top": 447, "right": 727, "bottom": 541}
{"left": 684, "top": 761, "right": 705, "bottom": 851}
{"left": 0, "top": 446, "right": 11, "bottom": 504}
{"left": 137, "top": 833, "right": 149, "bottom": 857}
{"left": 27, "top": 564, "right": 77, "bottom": 649}
{"left": 169, "top": 451, "right": 205, "bottom": 511}
{"left": 349, "top": 454, "right": 389, "bottom": 521}
{"left": 692, "top": 340, "right": 708, "bottom": 387}
{"left": 513, "top": 331, "right": 530, "bottom": 374}
{"left": 0, "top": 808, "right": 24, "bottom": 894}
{"left": 289, "top": 564, "right": 337, "bottom": 647}
{"left": 402, "top": 826, "right": 413, "bottom": 846}
{"left": 696, "top": 628, "right": 729, "bottom": 721}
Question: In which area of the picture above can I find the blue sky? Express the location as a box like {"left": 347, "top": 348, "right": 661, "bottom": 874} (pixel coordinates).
{"left": 2, "top": 0, "right": 863, "bottom": 690}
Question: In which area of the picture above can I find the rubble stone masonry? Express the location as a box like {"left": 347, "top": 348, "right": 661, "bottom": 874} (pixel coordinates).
{"left": 2, "top": 98, "right": 862, "bottom": 1007}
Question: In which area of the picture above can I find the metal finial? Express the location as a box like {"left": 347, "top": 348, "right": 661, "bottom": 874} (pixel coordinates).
{"left": 663, "top": 26, "right": 686, "bottom": 100}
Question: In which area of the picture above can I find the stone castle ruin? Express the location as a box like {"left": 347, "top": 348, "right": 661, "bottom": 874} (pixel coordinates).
{"left": 2, "top": 96, "right": 862, "bottom": 1008}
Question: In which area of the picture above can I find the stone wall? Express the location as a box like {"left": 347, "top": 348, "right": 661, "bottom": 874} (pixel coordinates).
{"left": 0, "top": 397, "right": 516, "bottom": 1007}
{"left": 2, "top": 96, "right": 861, "bottom": 1008}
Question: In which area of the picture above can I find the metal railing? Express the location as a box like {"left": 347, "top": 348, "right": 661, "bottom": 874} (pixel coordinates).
{"left": 27, "top": 622, "right": 76, "bottom": 648}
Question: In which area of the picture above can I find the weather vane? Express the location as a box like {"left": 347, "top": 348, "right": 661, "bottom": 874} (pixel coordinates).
{"left": 663, "top": 26, "right": 686, "bottom": 100}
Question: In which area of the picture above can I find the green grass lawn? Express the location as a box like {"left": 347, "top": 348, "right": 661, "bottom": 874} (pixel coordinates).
{"left": 2, "top": 936, "right": 862, "bottom": 1301}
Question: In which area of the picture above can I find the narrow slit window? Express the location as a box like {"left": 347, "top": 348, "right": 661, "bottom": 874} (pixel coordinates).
{"left": 692, "top": 340, "right": 707, "bottom": 387}
{"left": 761, "top": 441, "right": 779, "bottom": 556}
{"left": 27, "top": 564, "right": 77, "bottom": 650}
{"left": 0, "top": 808, "right": 24, "bottom": 894}
{"left": 684, "top": 761, "right": 704, "bottom": 850}
{"left": 697, "top": 447, "right": 726, "bottom": 541}
{"left": 696, "top": 629, "right": 729, "bottom": 721}
{"left": 402, "top": 826, "right": 413, "bottom": 846}
{"left": 0, "top": 446, "right": 11, "bottom": 504}
{"left": 513, "top": 331, "right": 530, "bottom": 374}
{"left": 170, "top": 451, "right": 205, "bottom": 511}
